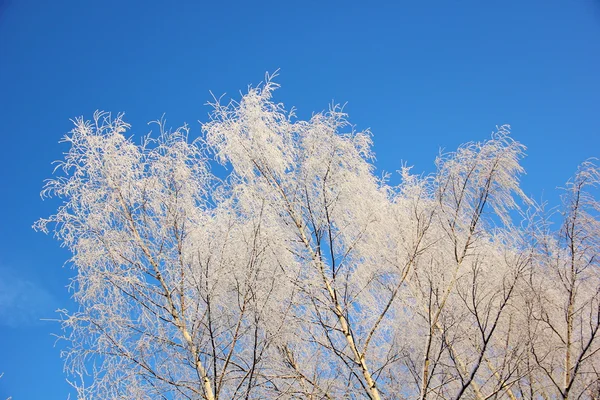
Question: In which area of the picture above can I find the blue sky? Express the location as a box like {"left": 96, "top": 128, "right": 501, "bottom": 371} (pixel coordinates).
{"left": 0, "top": 0, "right": 598, "bottom": 398}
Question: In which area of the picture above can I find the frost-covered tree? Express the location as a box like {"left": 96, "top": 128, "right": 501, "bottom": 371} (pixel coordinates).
{"left": 516, "top": 162, "right": 600, "bottom": 400}
{"left": 36, "top": 75, "right": 599, "bottom": 399}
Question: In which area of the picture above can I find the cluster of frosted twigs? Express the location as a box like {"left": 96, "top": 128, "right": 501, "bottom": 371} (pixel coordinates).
{"left": 36, "top": 78, "right": 600, "bottom": 399}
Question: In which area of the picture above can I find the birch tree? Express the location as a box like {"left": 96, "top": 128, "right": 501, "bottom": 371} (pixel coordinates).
{"left": 36, "top": 76, "right": 599, "bottom": 399}
{"left": 519, "top": 162, "right": 600, "bottom": 400}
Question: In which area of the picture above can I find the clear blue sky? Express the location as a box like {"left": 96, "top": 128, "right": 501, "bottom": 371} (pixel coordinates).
{"left": 0, "top": 0, "right": 598, "bottom": 398}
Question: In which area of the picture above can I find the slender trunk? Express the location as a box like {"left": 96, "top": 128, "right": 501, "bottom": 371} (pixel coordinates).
{"left": 297, "top": 220, "right": 382, "bottom": 400}
{"left": 564, "top": 215, "right": 577, "bottom": 400}
{"left": 564, "top": 292, "right": 574, "bottom": 400}
{"left": 420, "top": 260, "right": 462, "bottom": 397}
{"left": 259, "top": 165, "right": 382, "bottom": 400}
{"left": 420, "top": 357, "right": 430, "bottom": 399}
{"left": 484, "top": 357, "right": 518, "bottom": 400}
{"left": 119, "top": 193, "right": 216, "bottom": 400}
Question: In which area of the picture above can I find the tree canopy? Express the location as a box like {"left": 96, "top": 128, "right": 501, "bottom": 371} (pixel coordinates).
{"left": 37, "top": 77, "right": 600, "bottom": 400}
